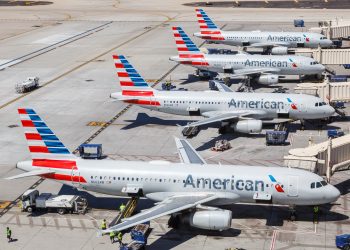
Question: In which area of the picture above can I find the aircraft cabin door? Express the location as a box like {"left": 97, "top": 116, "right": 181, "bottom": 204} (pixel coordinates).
{"left": 287, "top": 175, "right": 299, "bottom": 197}
{"left": 71, "top": 167, "right": 81, "bottom": 188}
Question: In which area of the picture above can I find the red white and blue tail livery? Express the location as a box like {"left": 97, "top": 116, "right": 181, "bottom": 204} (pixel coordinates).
{"left": 112, "top": 55, "right": 160, "bottom": 106}
{"left": 18, "top": 108, "right": 76, "bottom": 160}
{"left": 195, "top": 9, "right": 224, "bottom": 40}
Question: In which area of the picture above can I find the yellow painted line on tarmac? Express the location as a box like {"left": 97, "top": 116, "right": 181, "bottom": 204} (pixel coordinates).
{"left": 0, "top": 201, "right": 11, "bottom": 209}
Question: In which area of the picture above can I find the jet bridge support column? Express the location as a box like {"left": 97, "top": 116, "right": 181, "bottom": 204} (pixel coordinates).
{"left": 326, "top": 138, "right": 332, "bottom": 183}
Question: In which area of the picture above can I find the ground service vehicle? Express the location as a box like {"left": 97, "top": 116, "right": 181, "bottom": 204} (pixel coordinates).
{"left": 21, "top": 189, "right": 88, "bottom": 215}
{"left": 15, "top": 77, "right": 39, "bottom": 93}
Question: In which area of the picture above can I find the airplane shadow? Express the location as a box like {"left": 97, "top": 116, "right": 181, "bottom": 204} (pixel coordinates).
{"left": 334, "top": 178, "right": 350, "bottom": 196}
{"left": 148, "top": 227, "right": 241, "bottom": 250}
{"left": 122, "top": 113, "right": 193, "bottom": 130}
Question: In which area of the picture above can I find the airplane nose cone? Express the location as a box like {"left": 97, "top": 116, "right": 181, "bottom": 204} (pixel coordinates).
{"left": 327, "top": 185, "right": 341, "bottom": 203}
{"left": 328, "top": 106, "right": 335, "bottom": 116}
{"left": 319, "top": 64, "right": 326, "bottom": 72}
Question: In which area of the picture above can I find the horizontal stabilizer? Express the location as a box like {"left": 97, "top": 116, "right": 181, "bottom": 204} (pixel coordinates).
{"left": 5, "top": 169, "right": 56, "bottom": 180}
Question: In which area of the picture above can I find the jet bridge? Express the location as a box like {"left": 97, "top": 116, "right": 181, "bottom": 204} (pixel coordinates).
{"left": 284, "top": 134, "right": 350, "bottom": 181}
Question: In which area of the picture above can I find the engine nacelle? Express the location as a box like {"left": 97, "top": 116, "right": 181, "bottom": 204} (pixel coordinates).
{"left": 231, "top": 120, "right": 262, "bottom": 133}
{"left": 256, "top": 74, "right": 279, "bottom": 85}
{"left": 270, "top": 46, "right": 288, "bottom": 55}
{"left": 182, "top": 210, "right": 232, "bottom": 231}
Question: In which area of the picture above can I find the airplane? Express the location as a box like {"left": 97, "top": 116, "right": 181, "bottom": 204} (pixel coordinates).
{"left": 193, "top": 9, "right": 333, "bottom": 54}
{"left": 170, "top": 27, "right": 326, "bottom": 85}
{"left": 7, "top": 108, "right": 340, "bottom": 234}
{"left": 110, "top": 55, "right": 334, "bottom": 134}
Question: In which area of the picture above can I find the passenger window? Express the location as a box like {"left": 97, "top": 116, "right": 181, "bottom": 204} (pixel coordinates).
{"left": 311, "top": 182, "right": 315, "bottom": 189}
{"left": 316, "top": 182, "right": 322, "bottom": 188}
{"left": 113, "top": 177, "right": 116, "bottom": 180}
{"left": 136, "top": 178, "right": 139, "bottom": 181}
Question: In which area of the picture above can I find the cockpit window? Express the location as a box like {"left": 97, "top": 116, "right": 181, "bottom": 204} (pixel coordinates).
{"left": 321, "top": 37, "right": 327, "bottom": 40}
{"left": 310, "top": 62, "right": 319, "bottom": 65}
{"left": 321, "top": 180, "right": 328, "bottom": 186}
{"left": 315, "top": 103, "right": 319, "bottom": 107}
{"left": 311, "top": 182, "right": 315, "bottom": 189}
{"left": 316, "top": 182, "right": 322, "bottom": 188}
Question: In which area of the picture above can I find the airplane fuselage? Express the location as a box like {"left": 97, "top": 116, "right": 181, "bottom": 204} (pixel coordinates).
{"left": 116, "top": 92, "right": 334, "bottom": 120}
{"left": 195, "top": 31, "right": 333, "bottom": 48}
{"left": 17, "top": 159, "right": 340, "bottom": 206}
{"left": 171, "top": 54, "right": 325, "bottom": 76}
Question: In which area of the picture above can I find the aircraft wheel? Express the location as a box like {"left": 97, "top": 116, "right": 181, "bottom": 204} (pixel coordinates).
{"left": 26, "top": 207, "right": 33, "bottom": 213}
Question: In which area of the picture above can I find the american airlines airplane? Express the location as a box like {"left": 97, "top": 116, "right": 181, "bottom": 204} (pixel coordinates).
{"left": 193, "top": 9, "right": 333, "bottom": 54}
{"left": 170, "top": 27, "right": 325, "bottom": 85}
{"left": 110, "top": 55, "right": 334, "bottom": 134}
{"left": 7, "top": 109, "right": 340, "bottom": 233}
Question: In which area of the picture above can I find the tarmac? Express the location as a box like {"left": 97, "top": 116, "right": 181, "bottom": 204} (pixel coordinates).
{"left": 0, "top": 0, "right": 349, "bottom": 249}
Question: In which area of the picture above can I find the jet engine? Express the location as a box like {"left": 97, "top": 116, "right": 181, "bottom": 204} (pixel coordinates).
{"left": 256, "top": 74, "right": 279, "bottom": 85}
{"left": 270, "top": 46, "right": 289, "bottom": 55}
{"left": 231, "top": 120, "right": 262, "bottom": 133}
{"left": 181, "top": 210, "right": 232, "bottom": 231}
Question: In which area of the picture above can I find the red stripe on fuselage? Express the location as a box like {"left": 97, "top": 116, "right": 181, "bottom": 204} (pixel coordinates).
{"left": 41, "top": 173, "right": 87, "bottom": 183}
{"left": 122, "top": 90, "right": 154, "bottom": 96}
{"left": 200, "top": 31, "right": 221, "bottom": 35}
{"left": 125, "top": 100, "right": 160, "bottom": 106}
{"left": 33, "top": 159, "right": 77, "bottom": 170}
{"left": 179, "top": 54, "right": 204, "bottom": 58}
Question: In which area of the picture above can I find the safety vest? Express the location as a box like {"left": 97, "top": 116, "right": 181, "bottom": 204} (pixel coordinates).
{"left": 120, "top": 204, "right": 126, "bottom": 212}
{"left": 314, "top": 206, "right": 319, "bottom": 213}
{"left": 110, "top": 231, "right": 115, "bottom": 237}
{"left": 6, "top": 229, "right": 11, "bottom": 236}
{"left": 117, "top": 232, "right": 122, "bottom": 240}
{"left": 101, "top": 221, "right": 107, "bottom": 229}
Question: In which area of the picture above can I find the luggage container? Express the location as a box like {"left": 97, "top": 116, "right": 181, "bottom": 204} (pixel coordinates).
{"left": 327, "top": 129, "right": 345, "bottom": 138}
{"left": 79, "top": 144, "right": 103, "bottom": 159}
{"left": 294, "top": 19, "right": 305, "bottom": 27}
{"left": 265, "top": 131, "right": 288, "bottom": 146}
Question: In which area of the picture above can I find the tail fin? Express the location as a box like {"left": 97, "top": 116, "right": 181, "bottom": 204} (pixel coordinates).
{"left": 172, "top": 27, "right": 203, "bottom": 56}
{"left": 18, "top": 108, "right": 76, "bottom": 160}
{"left": 195, "top": 9, "right": 220, "bottom": 33}
{"left": 113, "top": 55, "right": 156, "bottom": 97}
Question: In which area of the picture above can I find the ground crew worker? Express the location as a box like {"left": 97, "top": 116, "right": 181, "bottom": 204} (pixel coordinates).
{"left": 101, "top": 219, "right": 107, "bottom": 230}
{"left": 116, "top": 231, "right": 123, "bottom": 246}
{"left": 313, "top": 205, "right": 319, "bottom": 224}
{"left": 6, "top": 227, "right": 12, "bottom": 243}
{"left": 109, "top": 231, "right": 116, "bottom": 243}
{"left": 119, "top": 203, "right": 126, "bottom": 213}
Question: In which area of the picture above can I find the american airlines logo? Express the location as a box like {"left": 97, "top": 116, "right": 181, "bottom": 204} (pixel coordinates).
{"left": 244, "top": 59, "right": 288, "bottom": 68}
{"left": 267, "top": 35, "right": 302, "bottom": 42}
{"left": 228, "top": 98, "right": 284, "bottom": 110}
{"left": 184, "top": 174, "right": 265, "bottom": 191}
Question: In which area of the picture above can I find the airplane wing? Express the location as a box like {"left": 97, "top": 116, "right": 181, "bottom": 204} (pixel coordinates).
{"left": 212, "top": 80, "right": 233, "bottom": 92}
{"left": 174, "top": 137, "right": 206, "bottom": 165}
{"left": 248, "top": 42, "right": 290, "bottom": 48}
{"left": 99, "top": 193, "right": 218, "bottom": 234}
{"left": 5, "top": 169, "right": 56, "bottom": 180}
{"left": 183, "top": 110, "right": 267, "bottom": 128}
{"left": 232, "top": 68, "right": 280, "bottom": 77}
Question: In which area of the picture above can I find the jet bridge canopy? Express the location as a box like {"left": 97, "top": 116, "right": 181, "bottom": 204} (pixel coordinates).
{"left": 284, "top": 134, "right": 350, "bottom": 181}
